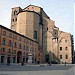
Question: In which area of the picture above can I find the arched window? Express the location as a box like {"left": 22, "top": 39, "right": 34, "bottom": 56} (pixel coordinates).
{"left": 14, "top": 10, "right": 17, "bottom": 15}
{"left": 8, "top": 40, "right": 12, "bottom": 46}
{"left": 19, "top": 43, "right": 22, "bottom": 49}
{"left": 2, "top": 38, "right": 6, "bottom": 45}
{"left": 15, "top": 18, "right": 17, "bottom": 21}
{"left": 12, "top": 19, "right": 14, "bottom": 22}
{"left": 65, "top": 47, "right": 68, "bottom": 50}
{"left": 65, "top": 54, "right": 68, "bottom": 59}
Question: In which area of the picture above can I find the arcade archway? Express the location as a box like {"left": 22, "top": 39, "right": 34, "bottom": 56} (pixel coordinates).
{"left": 17, "top": 51, "right": 22, "bottom": 63}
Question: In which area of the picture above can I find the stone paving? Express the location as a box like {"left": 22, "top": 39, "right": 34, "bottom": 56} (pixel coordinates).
{"left": 0, "top": 64, "right": 74, "bottom": 75}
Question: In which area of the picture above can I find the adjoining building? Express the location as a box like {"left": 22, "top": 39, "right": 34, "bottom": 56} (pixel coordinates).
{"left": 0, "top": 5, "right": 74, "bottom": 64}
{"left": 0, "top": 25, "right": 43, "bottom": 64}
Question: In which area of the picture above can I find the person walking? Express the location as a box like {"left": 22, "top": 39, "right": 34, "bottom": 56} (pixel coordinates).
{"left": 65, "top": 61, "right": 66, "bottom": 66}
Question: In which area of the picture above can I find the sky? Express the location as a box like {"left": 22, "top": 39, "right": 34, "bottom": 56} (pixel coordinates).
{"left": 0, "top": 0, "right": 74, "bottom": 46}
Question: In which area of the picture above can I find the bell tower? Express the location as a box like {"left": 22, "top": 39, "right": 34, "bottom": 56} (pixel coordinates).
{"left": 11, "top": 7, "right": 22, "bottom": 31}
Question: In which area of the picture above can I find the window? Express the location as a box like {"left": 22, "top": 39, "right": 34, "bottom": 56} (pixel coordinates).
{"left": 23, "top": 52, "right": 25, "bottom": 56}
{"left": 1, "top": 48, "right": 5, "bottom": 52}
{"left": 26, "top": 46, "right": 29, "bottom": 51}
{"left": 30, "top": 41, "right": 32, "bottom": 45}
{"left": 14, "top": 42, "right": 17, "bottom": 48}
{"left": 3, "top": 31, "right": 6, "bottom": 36}
{"left": 47, "top": 27, "right": 48, "bottom": 30}
{"left": 65, "top": 47, "right": 68, "bottom": 50}
{"left": 15, "top": 18, "right": 17, "bottom": 21}
{"left": 55, "top": 32, "right": 56, "bottom": 34}
{"left": 60, "top": 40, "right": 62, "bottom": 43}
{"left": 34, "top": 31, "right": 37, "bottom": 39}
{"left": 13, "top": 50, "right": 16, "bottom": 54}
{"left": 8, "top": 49, "right": 11, "bottom": 53}
{"left": 14, "top": 35, "right": 17, "bottom": 40}
{"left": 29, "top": 47, "right": 31, "bottom": 51}
{"left": 12, "top": 19, "right": 14, "bottom": 22}
{"left": 38, "top": 53, "right": 40, "bottom": 56}
{"left": 24, "top": 45, "right": 26, "bottom": 50}
{"left": 32, "top": 47, "right": 34, "bottom": 52}
{"left": 8, "top": 40, "right": 12, "bottom": 46}
{"left": 19, "top": 44, "right": 21, "bottom": 49}
{"left": 3, "top": 48, "right": 5, "bottom": 52}
{"left": 60, "top": 47, "right": 62, "bottom": 51}
{"left": 9, "top": 33, "right": 12, "bottom": 38}
{"left": 60, "top": 55, "right": 62, "bottom": 59}
{"left": 14, "top": 10, "right": 17, "bottom": 15}
{"left": 26, "top": 40, "right": 29, "bottom": 44}
{"left": 2, "top": 38, "right": 6, "bottom": 45}
{"left": 30, "top": 47, "right": 32, "bottom": 51}
{"left": 32, "top": 42, "right": 34, "bottom": 46}
{"left": 65, "top": 40, "right": 67, "bottom": 43}
{"left": 65, "top": 55, "right": 68, "bottom": 59}
{"left": 19, "top": 37, "right": 22, "bottom": 41}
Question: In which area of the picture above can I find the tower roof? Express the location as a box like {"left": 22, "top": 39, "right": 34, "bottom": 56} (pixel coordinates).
{"left": 23, "top": 4, "right": 42, "bottom": 10}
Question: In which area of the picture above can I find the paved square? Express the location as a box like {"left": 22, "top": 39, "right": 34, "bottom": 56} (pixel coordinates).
{"left": 0, "top": 64, "right": 74, "bottom": 75}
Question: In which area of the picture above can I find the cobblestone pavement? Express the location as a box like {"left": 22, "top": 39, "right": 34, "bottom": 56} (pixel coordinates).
{"left": 0, "top": 64, "right": 74, "bottom": 75}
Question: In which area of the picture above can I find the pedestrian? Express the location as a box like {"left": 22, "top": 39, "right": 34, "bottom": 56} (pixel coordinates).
{"left": 50, "top": 61, "right": 51, "bottom": 66}
{"left": 7, "top": 60, "right": 10, "bottom": 66}
{"left": 65, "top": 61, "right": 66, "bottom": 66}
{"left": 37, "top": 60, "right": 39, "bottom": 65}
{"left": 48, "top": 60, "right": 51, "bottom": 66}
{"left": 21, "top": 62, "right": 24, "bottom": 66}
